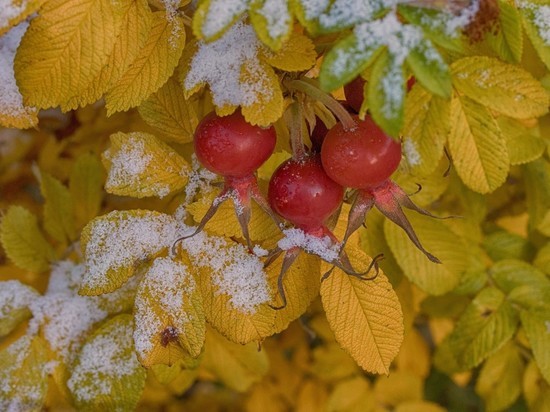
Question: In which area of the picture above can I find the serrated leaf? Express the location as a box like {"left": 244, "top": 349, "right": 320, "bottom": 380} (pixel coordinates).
{"left": 520, "top": 310, "right": 550, "bottom": 384}
{"left": 0, "top": 0, "right": 43, "bottom": 36}
{"left": 448, "top": 95, "right": 509, "bottom": 194}
{"left": 384, "top": 211, "right": 467, "bottom": 295}
{"left": 0, "top": 335, "right": 48, "bottom": 411}
{"left": 138, "top": 76, "right": 198, "bottom": 144}
{"left": 67, "top": 314, "right": 146, "bottom": 411}
{"left": 262, "top": 31, "right": 316, "bottom": 71}
{"left": 451, "top": 56, "right": 549, "bottom": 119}
{"left": 406, "top": 40, "right": 451, "bottom": 98}
{"left": 134, "top": 256, "right": 205, "bottom": 367}
{"left": 14, "top": 0, "right": 127, "bottom": 109}
{"left": 0, "top": 280, "right": 39, "bottom": 337}
{"left": 519, "top": 1, "right": 550, "bottom": 70}
{"left": 448, "top": 287, "right": 519, "bottom": 369}
{"left": 490, "top": 259, "right": 550, "bottom": 294}
{"left": 368, "top": 50, "right": 406, "bottom": 137}
{"left": 192, "top": 0, "right": 250, "bottom": 41}
{"left": 202, "top": 327, "right": 269, "bottom": 392}
{"left": 105, "top": 12, "right": 185, "bottom": 114}
{"left": 475, "top": 343, "right": 524, "bottom": 411}
{"left": 523, "top": 159, "right": 550, "bottom": 235}
{"left": 38, "top": 169, "right": 76, "bottom": 244}
{"left": 320, "top": 245, "right": 404, "bottom": 374}
{"left": 80, "top": 210, "right": 180, "bottom": 295}
{"left": 0, "top": 206, "right": 55, "bottom": 272}
{"left": 485, "top": 0, "right": 523, "bottom": 63}
{"left": 102, "top": 132, "right": 189, "bottom": 199}
{"left": 402, "top": 85, "right": 450, "bottom": 176}
{"left": 499, "top": 116, "right": 545, "bottom": 165}
{"left": 250, "top": 0, "right": 293, "bottom": 50}
{"left": 69, "top": 153, "right": 104, "bottom": 229}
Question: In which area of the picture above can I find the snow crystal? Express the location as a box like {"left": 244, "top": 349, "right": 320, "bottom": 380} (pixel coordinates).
{"left": 258, "top": 0, "right": 291, "bottom": 40}
{"left": 0, "top": 21, "right": 35, "bottom": 122}
{"left": 518, "top": 1, "right": 550, "bottom": 45}
{"left": 0, "top": 280, "right": 38, "bottom": 318}
{"left": 185, "top": 21, "right": 272, "bottom": 108}
{"left": 278, "top": 228, "right": 340, "bottom": 262}
{"left": 201, "top": 0, "right": 250, "bottom": 38}
{"left": 403, "top": 138, "right": 421, "bottom": 167}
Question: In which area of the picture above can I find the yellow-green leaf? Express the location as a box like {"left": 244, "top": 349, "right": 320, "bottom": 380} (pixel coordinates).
{"left": 523, "top": 159, "right": 550, "bottom": 235}
{"left": 326, "top": 376, "right": 375, "bottom": 412}
{"left": 485, "top": 0, "right": 523, "bottom": 63}
{"left": 69, "top": 153, "right": 105, "bottom": 229}
{"left": 0, "top": 335, "right": 48, "bottom": 411}
{"left": 67, "top": 314, "right": 146, "bottom": 411}
{"left": 134, "top": 256, "right": 205, "bottom": 367}
{"left": 105, "top": 12, "right": 186, "bottom": 114}
{"left": 102, "top": 131, "right": 189, "bottom": 199}
{"left": 448, "top": 287, "right": 519, "bottom": 369}
{"left": 14, "top": 0, "right": 127, "bottom": 109}
{"left": 523, "top": 360, "right": 550, "bottom": 411}
{"left": 262, "top": 32, "right": 317, "bottom": 71}
{"left": 0, "top": 206, "right": 55, "bottom": 272}
{"left": 0, "top": 280, "right": 39, "bottom": 337}
{"left": 138, "top": 76, "right": 198, "bottom": 144}
{"left": 320, "top": 245, "right": 404, "bottom": 374}
{"left": 520, "top": 309, "right": 550, "bottom": 384}
{"left": 80, "top": 210, "right": 180, "bottom": 295}
{"left": 519, "top": 1, "right": 550, "bottom": 70}
{"left": 448, "top": 95, "right": 509, "bottom": 194}
{"left": 499, "top": 116, "right": 545, "bottom": 165}
{"left": 490, "top": 259, "right": 549, "bottom": 293}
{"left": 250, "top": 0, "right": 293, "bottom": 51}
{"left": 451, "top": 56, "right": 549, "bottom": 119}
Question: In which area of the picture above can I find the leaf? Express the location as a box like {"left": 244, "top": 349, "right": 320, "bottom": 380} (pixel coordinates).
{"left": 368, "top": 50, "right": 406, "bottom": 137}
{"left": 384, "top": 211, "right": 468, "bottom": 295}
{"left": 0, "top": 280, "right": 39, "bottom": 337}
{"left": 402, "top": 85, "right": 450, "bottom": 176}
{"left": 483, "top": 232, "right": 535, "bottom": 262}
{"left": 0, "top": 335, "right": 48, "bottom": 411}
{"left": 447, "top": 95, "right": 509, "bottom": 194}
{"left": 395, "top": 402, "right": 446, "bottom": 412}
{"left": 311, "top": 342, "right": 359, "bottom": 382}
{"left": 326, "top": 376, "right": 375, "bottom": 412}
{"left": 320, "top": 245, "right": 404, "bottom": 374}
{"left": 498, "top": 116, "right": 545, "bottom": 165}
{"left": 105, "top": 12, "right": 186, "bottom": 114}
{"left": 448, "top": 287, "right": 519, "bottom": 369}
{"left": 250, "top": 0, "right": 293, "bottom": 51}
{"left": 138, "top": 76, "right": 198, "bottom": 144}
{"left": 373, "top": 371, "right": 423, "bottom": 406}
{"left": 201, "top": 327, "right": 269, "bottom": 392}
{"left": 69, "top": 153, "right": 105, "bottom": 229}
{"left": 451, "top": 56, "right": 549, "bottom": 119}
{"left": 475, "top": 343, "right": 524, "bottom": 411}
{"left": 489, "top": 259, "right": 550, "bottom": 294}
{"left": 102, "top": 132, "right": 189, "bottom": 199}
{"left": 520, "top": 309, "right": 550, "bottom": 384}
{"left": 37, "top": 169, "right": 77, "bottom": 244}
{"left": 67, "top": 314, "right": 147, "bottom": 411}
{"left": 523, "top": 159, "right": 550, "bottom": 235}
{"left": 0, "top": 0, "right": 43, "bottom": 36}
{"left": 485, "top": 0, "right": 523, "bottom": 63}
{"left": 406, "top": 39, "right": 451, "bottom": 98}
{"left": 523, "top": 360, "right": 550, "bottom": 411}
{"left": 14, "top": 0, "right": 128, "bottom": 109}
{"left": 80, "top": 210, "right": 180, "bottom": 295}
{"left": 519, "top": 1, "right": 550, "bottom": 70}
{"left": 0, "top": 206, "right": 55, "bottom": 272}
{"left": 192, "top": 0, "right": 250, "bottom": 41}
{"left": 262, "top": 32, "right": 316, "bottom": 71}
{"left": 134, "top": 256, "right": 205, "bottom": 367}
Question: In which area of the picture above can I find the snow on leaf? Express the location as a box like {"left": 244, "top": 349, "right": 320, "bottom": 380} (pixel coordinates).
{"left": 102, "top": 132, "right": 190, "bottom": 199}
{"left": 193, "top": 0, "right": 251, "bottom": 41}
{"left": 67, "top": 315, "right": 146, "bottom": 411}
{"left": 0, "top": 0, "right": 42, "bottom": 36}
{"left": 250, "top": 0, "right": 293, "bottom": 50}
{"left": 278, "top": 228, "right": 339, "bottom": 262}
{"left": 0, "top": 280, "right": 39, "bottom": 337}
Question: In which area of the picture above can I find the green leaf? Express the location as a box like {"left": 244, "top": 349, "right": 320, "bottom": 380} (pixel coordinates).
{"left": 448, "top": 95, "right": 509, "bottom": 194}
{"left": 448, "top": 287, "right": 519, "bottom": 369}
{"left": 0, "top": 206, "right": 55, "bottom": 272}
{"left": 520, "top": 310, "right": 550, "bottom": 384}
{"left": 490, "top": 259, "right": 550, "bottom": 294}
{"left": 69, "top": 153, "right": 105, "bottom": 229}
{"left": 519, "top": 1, "right": 550, "bottom": 70}
{"left": 406, "top": 40, "right": 451, "bottom": 98}
{"left": 534, "top": 242, "right": 550, "bottom": 275}
{"left": 523, "top": 159, "right": 550, "bottom": 236}
{"left": 368, "top": 50, "right": 406, "bottom": 137}
{"left": 0, "top": 280, "right": 39, "bottom": 337}
{"left": 483, "top": 232, "right": 535, "bottom": 262}
{"left": 67, "top": 314, "right": 146, "bottom": 411}
{"left": 485, "top": 0, "right": 523, "bottom": 63}
{"left": 249, "top": 0, "right": 292, "bottom": 50}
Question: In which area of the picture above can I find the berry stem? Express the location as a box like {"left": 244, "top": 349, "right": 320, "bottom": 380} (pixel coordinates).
{"left": 285, "top": 78, "right": 357, "bottom": 131}
{"left": 289, "top": 101, "right": 306, "bottom": 159}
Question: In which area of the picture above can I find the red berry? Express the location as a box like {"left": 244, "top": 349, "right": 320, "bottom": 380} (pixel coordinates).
{"left": 344, "top": 76, "right": 366, "bottom": 113}
{"left": 194, "top": 111, "right": 276, "bottom": 178}
{"left": 321, "top": 115, "right": 402, "bottom": 189}
{"left": 268, "top": 155, "right": 343, "bottom": 232}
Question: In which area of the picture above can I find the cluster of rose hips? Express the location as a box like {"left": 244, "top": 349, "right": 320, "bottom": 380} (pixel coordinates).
{"left": 179, "top": 77, "right": 440, "bottom": 308}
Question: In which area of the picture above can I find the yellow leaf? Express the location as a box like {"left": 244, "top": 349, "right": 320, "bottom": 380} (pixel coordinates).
{"left": 0, "top": 335, "right": 48, "bottom": 411}
{"left": 138, "top": 76, "right": 199, "bottom": 144}
{"left": 394, "top": 401, "right": 446, "bottom": 412}
{"left": 245, "top": 381, "right": 288, "bottom": 412}
{"left": 451, "top": 56, "right": 549, "bottom": 119}
{"left": 295, "top": 379, "right": 329, "bottom": 412}
{"left": 80, "top": 210, "right": 180, "bottom": 295}
{"left": 311, "top": 342, "right": 359, "bottom": 382}
{"left": 134, "top": 256, "right": 205, "bottom": 367}
{"left": 374, "top": 371, "right": 423, "bottom": 407}
{"left": 320, "top": 245, "right": 404, "bottom": 374}
{"left": 250, "top": 0, "right": 293, "bottom": 51}
{"left": 202, "top": 327, "right": 269, "bottom": 392}
{"left": 0, "top": 0, "right": 43, "bottom": 36}
{"left": 67, "top": 315, "right": 147, "bottom": 411}
{"left": 402, "top": 85, "right": 450, "bottom": 176}
{"left": 69, "top": 153, "right": 105, "bottom": 230}
{"left": 395, "top": 328, "right": 431, "bottom": 378}
{"left": 0, "top": 206, "right": 55, "bottom": 273}
{"left": 262, "top": 32, "right": 317, "bottom": 72}
{"left": 105, "top": 12, "right": 186, "bottom": 114}
{"left": 448, "top": 95, "right": 509, "bottom": 194}
{"left": 498, "top": 116, "right": 545, "bottom": 165}
{"left": 14, "top": 0, "right": 128, "bottom": 109}
{"left": 0, "top": 280, "right": 39, "bottom": 337}
{"left": 326, "top": 376, "right": 375, "bottom": 412}
{"left": 523, "top": 360, "right": 550, "bottom": 412}
{"left": 102, "top": 131, "right": 189, "bottom": 199}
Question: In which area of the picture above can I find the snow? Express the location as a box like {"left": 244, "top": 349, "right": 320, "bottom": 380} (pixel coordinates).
{"left": 184, "top": 154, "right": 218, "bottom": 203}
{"left": 0, "top": 0, "right": 27, "bottom": 30}
{"left": 403, "top": 138, "right": 421, "bottom": 167}
{"left": 419, "top": 0, "right": 481, "bottom": 37}
{"left": 518, "top": 1, "right": 550, "bottom": 45}
{"left": 201, "top": 0, "right": 250, "bottom": 38}
{"left": 318, "top": 0, "right": 381, "bottom": 30}
{"left": 257, "top": 0, "right": 291, "bottom": 40}
{"left": 299, "top": 0, "right": 330, "bottom": 20}
{"left": 0, "top": 280, "right": 38, "bottom": 318}
{"left": 278, "top": 228, "right": 340, "bottom": 262}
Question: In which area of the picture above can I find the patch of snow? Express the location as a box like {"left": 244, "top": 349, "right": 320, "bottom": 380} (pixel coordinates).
{"left": 278, "top": 228, "right": 340, "bottom": 262}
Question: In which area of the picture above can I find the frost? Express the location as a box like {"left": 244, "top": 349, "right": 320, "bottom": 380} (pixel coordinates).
{"left": 201, "top": 0, "right": 250, "bottom": 38}
{"left": 257, "top": 0, "right": 291, "bottom": 40}
{"left": 403, "top": 138, "right": 421, "bottom": 167}
{"left": 518, "top": 1, "right": 550, "bottom": 45}
{"left": 278, "top": 228, "right": 340, "bottom": 262}
{"left": 185, "top": 21, "right": 272, "bottom": 108}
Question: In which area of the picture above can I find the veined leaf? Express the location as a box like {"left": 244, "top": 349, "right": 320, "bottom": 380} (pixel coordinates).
{"left": 485, "top": 0, "right": 523, "bottom": 63}
{"left": 0, "top": 206, "right": 55, "bottom": 273}
{"left": 483, "top": 232, "right": 535, "bottom": 262}
{"left": 262, "top": 32, "right": 317, "bottom": 72}
{"left": 250, "top": 0, "right": 293, "bottom": 50}
{"left": 406, "top": 39, "right": 451, "bottom": 98}
{"left": 498, "top": 116, "right": 545, "bottom": 165}
{"left": 105, "top": 12, "right": 186, "bottom": 114}
{"left": 14, "top": 0, "right": 127, "bottom": 109}
{"left": 193, "top": 0, "right": 250, "bottom": 41}
{"left": 67, "top": 315, "right": 146, "bottom": 411}
{"left": 519, "top": 0, "right": 550, "bottom": 69}
{"left": 138, "top": 76, "right": 198, "bottom": 144}
{"left": 69, "top": 153, "right": 105, "bottom": 230}
{"left": 102, "top": 132, "right": 189, "bottom": 199}
{"left": 448, "top": 95, "right": 509, "bottom": 194}
{"left": 0, "top": 335, "right": 48, "bottom": 411}
{"left": 520, "top": 309, "right": 550, "bottom": 384}
{"left": 320, "top": 245, "right": 404, "bottom": 374}
{"left": 448, "top": 287, "right": 519, "bottom": 369}
{"left": 0, "top": 280, "right": 39, "bottom": 337}
{"left": 490, "top": 259, "right": 550, "bottom": 294}
{"left": 402, "top": 85, "right": 450, "bottom": 176}
{"left": 451, "top": 56, "right": 549, "bottom": 119}
{"left": 134, "top": 256, "right": 205, "bottom": 367}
